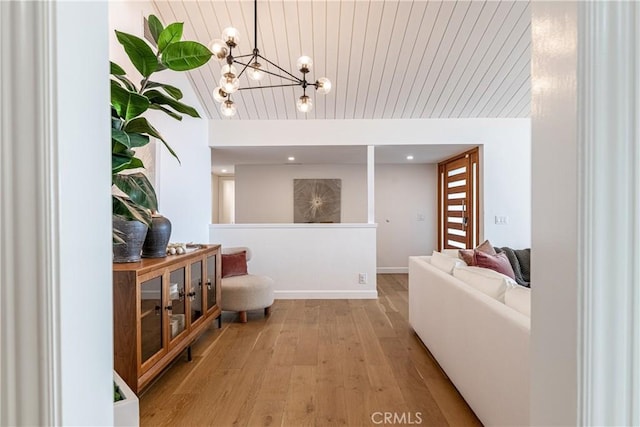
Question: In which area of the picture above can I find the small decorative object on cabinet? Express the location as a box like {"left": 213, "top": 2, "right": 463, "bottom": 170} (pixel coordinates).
{"left": 113, "top": 244, "right": 222, "bottom": 394}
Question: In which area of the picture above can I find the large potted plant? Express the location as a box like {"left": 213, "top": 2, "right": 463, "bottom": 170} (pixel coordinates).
{"left": 111, "top": 15, "right": 212, "bottom": 262}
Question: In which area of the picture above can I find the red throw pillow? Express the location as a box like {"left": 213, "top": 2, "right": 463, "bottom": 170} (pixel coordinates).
{"left": 222, "top": 251, "right": 248, "bottom": 278}
{"left": 474, "top": 251, "right": 516, "bottom": 280}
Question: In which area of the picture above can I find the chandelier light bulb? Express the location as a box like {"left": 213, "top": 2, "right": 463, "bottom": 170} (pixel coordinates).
{"left": 296, "top": 56, "right": 313, "bottom": 73}
{"left": 221, "top": 99, "right": 237, "bottom": 117}
{"left": 209, "top": 39, "right": 228, "bottom": 61}
{"left": 315, "top": 77, "right": 332, "bottom": 95}
{"left": 222, "top": 27, "right": 240, "bottom": 47}
{"left": 248, "top": 62, "right": 264, "bottom": 81}
{"left": 212, "top": 86, "right": 228, "bottom": 103}
{"left": 220, "top": 64, "right": 237, "bottom": 77}
{"left": 296, "top": 95, "right": 313, "bottom": 113}
{"left": 219, "top": 75, "right": 240, "bottom": 94}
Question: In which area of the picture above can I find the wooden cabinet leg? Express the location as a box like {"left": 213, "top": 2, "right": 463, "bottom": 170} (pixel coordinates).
{"left": 187, "top": 346, "right": 192, "bottom": 362}
{"left": 264, "top": 306, "right": 272, "bottom": 316}
{"left": 217, "top": 315, "right": 222, "bottom": 328}
{"left": 239, "top": 311, "right": 247, "bottom": 323}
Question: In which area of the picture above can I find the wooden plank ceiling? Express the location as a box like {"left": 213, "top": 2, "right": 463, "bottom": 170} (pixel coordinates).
{"left": 152, "top": 0, "right": 531, "bottom": 120}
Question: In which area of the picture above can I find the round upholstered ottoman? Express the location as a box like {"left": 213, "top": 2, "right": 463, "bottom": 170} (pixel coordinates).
{"left": 221, "top": 274, "right": 274, "bottom": 323}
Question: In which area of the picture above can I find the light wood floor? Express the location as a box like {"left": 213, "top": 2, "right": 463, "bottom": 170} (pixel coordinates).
{"left": 139, "top": 274, "right": 481, "bottom": 426}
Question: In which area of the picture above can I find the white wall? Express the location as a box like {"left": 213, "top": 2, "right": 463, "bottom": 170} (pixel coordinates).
{"left": 234, "top": 164, "right": 368, "bottom": 223}
{"left": 1, "top": 2, "right": 113, "bottom": 425}
{"left": 109, "top": 2, "right": 211, "bottom": 243}
{"left": 58, "top": 4, "right": 114, "bottom": 423}
{"left": 211, "top": 119, "right": 531, "bottom": 248}
{"left": 530, "top": 3, "right": 578, "bottom": 424}
{"left": 210, "top": 224, "right": 377, "bottom": 299}
{"left": 375, "top": 164, "right": 437, "bottom": 271}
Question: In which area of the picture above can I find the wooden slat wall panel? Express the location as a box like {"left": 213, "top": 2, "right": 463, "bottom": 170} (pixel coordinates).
{"left": 150, "top": 0, "right": 531, "bottom": 121}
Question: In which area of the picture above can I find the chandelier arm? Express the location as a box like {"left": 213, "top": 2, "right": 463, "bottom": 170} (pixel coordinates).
{"left": 233, "top": 59, "right": 301, "bottom": 83}
{"left": 237, "top": 83, "right": 302, "bottom": 90}
{"left": 256, "top": 53, "right": 303, "bottom": 82}
{"left": 233, "top": 53, "right": 257, "bottom": 59}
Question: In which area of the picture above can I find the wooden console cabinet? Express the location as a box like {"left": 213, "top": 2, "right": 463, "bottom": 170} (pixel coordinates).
{"left": 113, "top": 245, "right": 221, "bottom": 394}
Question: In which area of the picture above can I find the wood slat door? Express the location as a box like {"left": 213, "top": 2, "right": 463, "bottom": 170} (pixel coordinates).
{"left": 438, "top": 148, "right": 479, "bottom": 250}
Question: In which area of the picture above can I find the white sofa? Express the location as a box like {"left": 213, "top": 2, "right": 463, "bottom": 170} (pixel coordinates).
{"left": 409, "top": 253, "right": 530, "bottom": 426}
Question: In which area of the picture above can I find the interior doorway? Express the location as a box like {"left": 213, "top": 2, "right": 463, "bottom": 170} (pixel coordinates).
{"left": 218, "top": 177, "right": 235, "bottom": 224}
{"left": 437, "top": 147, "right": 480, "bottom": 250}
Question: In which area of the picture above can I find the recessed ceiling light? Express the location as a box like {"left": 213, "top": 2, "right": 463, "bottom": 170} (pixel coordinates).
{"left": 406, "top": 155, "right": 414, "bottom": 160}
{"left": 288, "top": 156, "right": 295, "bottom": 161}
{"left": 221, "top": 169, "right": 228, "bottom": 173}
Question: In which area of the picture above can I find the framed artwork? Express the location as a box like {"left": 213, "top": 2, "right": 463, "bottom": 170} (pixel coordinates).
{"left": 293, "top": 179, "right": 341, "bottom": 223}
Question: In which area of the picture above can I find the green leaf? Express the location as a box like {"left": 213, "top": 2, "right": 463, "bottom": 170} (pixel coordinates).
{"left": 115, "top": 30, "right": 158, "bottom": 77}
{"left": 113, "top": 172, "right": 158, "bottom": 212}
{"left": 162, "top": 41, "right": 212, "bottom": 71}
{"left": 111, "top": 85, "right": 150, "bottom": 121}
{"left": 112, "top": 128, "right": 150, "bottom": 149}
{"left": 112, "top": 153, "right": 133, "bottom": 173}
{"left": 147, "top": 15, "right": 164, "bottom": 44}
{"left": 149, "top": 104, "right": 183, "bottom": 121}
{"left": 110, "top": 61, "right": 126, "bottom": 76}
{"left": 156, "top": 60, "right": 167, "bottom": 72}
{"left": 145, "top": 81, "right": 183, "bottom": 100}
{"left": 124, "top": 117, "right": 180, "bottom": 164}
{"left": 157, "top": 22, "right": 183, "bottom": 53}
{"left": 144, "top": 89, "right": 200, "bottom": 118}
{"left": 112, "top": 155, "right": 144, "bottom": 174}
{"left": 113, "top": 74, "right": 137, "bottom": 92}
{"left": 113, "top": 195, "right": 152, "bottom": 226}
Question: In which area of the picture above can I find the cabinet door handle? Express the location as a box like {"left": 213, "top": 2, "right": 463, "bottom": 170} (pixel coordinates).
{"left": 164, "top": 305, "right": 173, "bottom": 313}
{"left": 207, "top": 279, "right": 212, "bottom": 290}
{"left": 187, "top": 291, "right": 196, "bottom": 301}
{"left": 155, "top": 305, "right": 161, "bottom": 316}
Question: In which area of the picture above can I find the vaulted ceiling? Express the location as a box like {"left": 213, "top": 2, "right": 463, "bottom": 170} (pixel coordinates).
{"left": 152, "top": 0, "right": 531, "bottom": 121}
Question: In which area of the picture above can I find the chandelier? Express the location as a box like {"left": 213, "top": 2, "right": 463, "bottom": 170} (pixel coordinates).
{"left": 209, "top": 0, "right": 332, "bottom": 117}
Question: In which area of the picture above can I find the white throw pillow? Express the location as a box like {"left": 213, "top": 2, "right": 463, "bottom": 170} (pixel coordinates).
{"left": 453, "top": 266, "right": 516, "bottom": 302}
{"left": 430, "top": 250, "right": 466, "bottom": 274}
{"left": 504, "top": 285, "right": 531, "bottom": 317}
{"left": 441, "top": 249, "right": 461, "bottom": 259}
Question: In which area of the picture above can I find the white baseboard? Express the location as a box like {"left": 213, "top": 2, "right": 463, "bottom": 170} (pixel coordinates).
{"left": 377, "top": 267, "right": 408, "bottom": 274}
{"left": 274, "top": 290, "right": 378, "bottom": 299}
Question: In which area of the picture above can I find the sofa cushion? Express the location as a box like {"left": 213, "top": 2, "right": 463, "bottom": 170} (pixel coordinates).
{"left": 495, "top": 247, "right": 531, "bottom": 288}
{"left": 459, "top": 239, "right": 497, "bottom": 265}
{"left": 474, "top": 251, "right": 516, "bottom": 280}
{"left": 441, "top": 249, "right": 461, "bottom": 258}
{"left": 505, "top": 285, "right": 531, "bottom": 317}
{"left": 453, "top": 266, "right": 516, "bottom": 302}
{"left": 431, "top": 250, "right": 466, "bottom": 274}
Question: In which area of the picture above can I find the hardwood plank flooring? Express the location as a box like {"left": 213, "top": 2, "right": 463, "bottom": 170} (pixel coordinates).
{"left": 139, "top": 274, "right": 482, "bottom": 426}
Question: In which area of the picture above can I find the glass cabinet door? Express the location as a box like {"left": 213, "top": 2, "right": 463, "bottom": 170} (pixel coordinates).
{"left": 206, "top": 255, "right": 217, "bottom": 311}
{"left": 168, "top": 268, "right": 186, "bottom": 341}
{"left": 140, "top": 276, "right": 163, "bottom": 365}
{"left": 189, "top": 261, "right": 204, "bottom": 324}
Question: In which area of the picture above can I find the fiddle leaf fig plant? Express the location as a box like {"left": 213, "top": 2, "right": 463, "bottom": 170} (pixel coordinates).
{"left": 111, "top": 15, "right": 212, "bottom": 237}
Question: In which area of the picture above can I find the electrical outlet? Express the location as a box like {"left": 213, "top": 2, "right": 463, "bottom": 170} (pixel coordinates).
{"left": 358, "top": 273, "right": 367, "bottom": 284}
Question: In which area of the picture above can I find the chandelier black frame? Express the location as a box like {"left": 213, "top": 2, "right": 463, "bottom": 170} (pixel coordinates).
{"left": 210, "top": 0, "right": 331, "bottom": 117}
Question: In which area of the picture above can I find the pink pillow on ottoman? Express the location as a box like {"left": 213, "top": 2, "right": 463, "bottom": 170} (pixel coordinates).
{"left": 474, "top": 251, "right": 516, "bottom": 280}
{"left": 222, "top": 251, "right": 248, "bottom": 278}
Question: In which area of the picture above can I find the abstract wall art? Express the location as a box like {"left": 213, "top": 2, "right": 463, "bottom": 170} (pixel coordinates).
{"left": 293, "top": 179, "right": 342, "bottom": 223}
